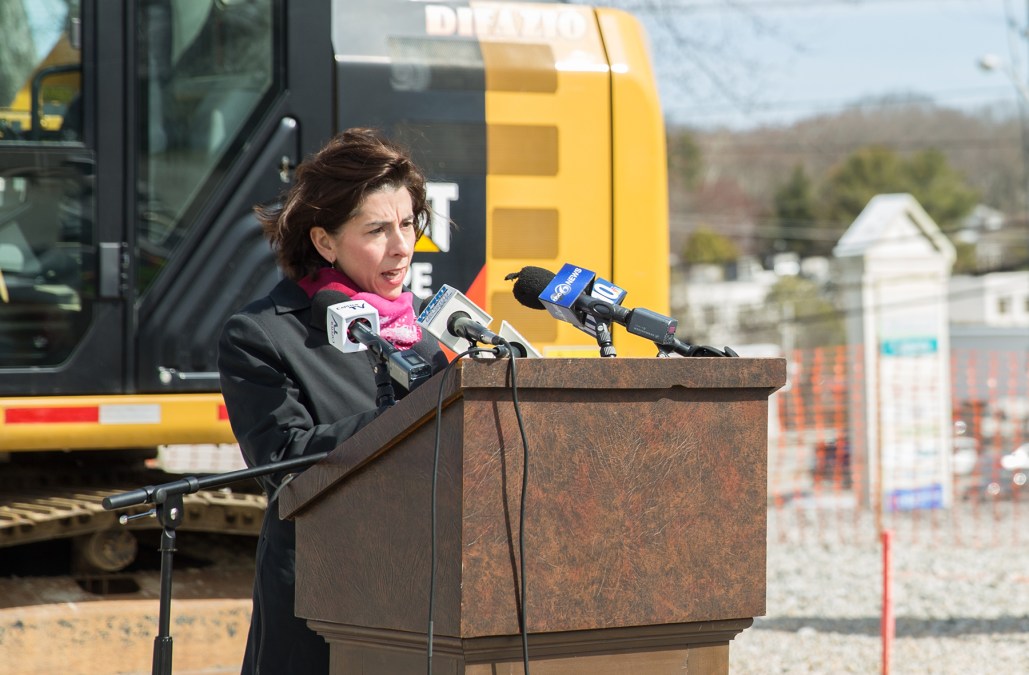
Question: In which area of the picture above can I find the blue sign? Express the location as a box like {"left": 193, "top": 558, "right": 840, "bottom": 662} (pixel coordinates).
{"left": 886, "top": 484, "right": 943, "bottom": 511}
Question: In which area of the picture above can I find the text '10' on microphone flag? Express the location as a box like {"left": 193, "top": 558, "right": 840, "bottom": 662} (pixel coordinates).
{"left": 506, "top": 264, "right": 628, "bottom": 338}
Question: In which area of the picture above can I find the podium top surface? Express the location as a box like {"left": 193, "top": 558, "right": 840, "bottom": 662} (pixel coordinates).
{"left": 279, "top": 357, "right": 785, "bottom": 519}
{"left": 441, "top": 356, "right": 785, "bottom": 390}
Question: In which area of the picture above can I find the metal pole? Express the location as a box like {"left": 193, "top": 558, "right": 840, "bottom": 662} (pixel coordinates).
{"left": 152, "top": 526, "right": 175, "bottom": 675}
{"left": 881, "top": 529, "right": 894, "bottom": 675}
{"left": 150, "top": 492, "right": 183, "bottom": 675}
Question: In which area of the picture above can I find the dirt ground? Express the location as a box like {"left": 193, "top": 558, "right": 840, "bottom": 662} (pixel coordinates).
{"left": 0, "top": 532, "right": 256, "bottom": 675}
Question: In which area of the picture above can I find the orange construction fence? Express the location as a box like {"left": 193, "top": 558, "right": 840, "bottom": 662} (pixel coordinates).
{"left": 767, "top": 345, "right": 1026, "bottom": 547}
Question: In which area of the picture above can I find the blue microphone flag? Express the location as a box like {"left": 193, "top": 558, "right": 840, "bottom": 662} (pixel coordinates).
{"left": 539, "top": 263, "right": 595, "bottom": 330}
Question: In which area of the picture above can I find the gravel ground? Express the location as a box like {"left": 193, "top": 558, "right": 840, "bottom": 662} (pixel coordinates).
{"left": 730, "top": 505, "right": 1029, "bottom": 674}
{"left": 4, "top": 507, "right": 1024, "bottom": 674}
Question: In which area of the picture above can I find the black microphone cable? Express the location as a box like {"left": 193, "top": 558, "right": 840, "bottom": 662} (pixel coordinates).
{"left": 427, "top": 346, "right": 476, "bottom": 675}
{"left": 505, "top": 338, "right": 532, "bottom": 672}
{"left": 426, "top": 339, "right": 532, "bottom": 675}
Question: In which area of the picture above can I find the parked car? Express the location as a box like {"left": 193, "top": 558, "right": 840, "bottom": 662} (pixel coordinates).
{"left": 811, "top": 438, "right": 852, "bottom": 488}
{"left": 1001, "top": 444, "right": 1029, "bottom": 471}
{"left": 961, "top": 444, "right": 1027, "bottom": 500}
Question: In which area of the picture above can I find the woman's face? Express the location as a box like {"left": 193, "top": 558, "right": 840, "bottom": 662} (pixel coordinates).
{"left": 311, "top": 186, "right": 417, "bottom": 299}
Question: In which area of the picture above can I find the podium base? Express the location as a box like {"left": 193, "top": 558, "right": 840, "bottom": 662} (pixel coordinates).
{"left": 312, "top": 618, "right": 751, "bottom": 675}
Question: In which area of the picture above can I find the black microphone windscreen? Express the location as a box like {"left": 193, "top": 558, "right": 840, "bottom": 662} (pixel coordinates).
{"left": 508, "top": 266, "right": 554, "bottom": 310}
{"left": 415, "top": 293, "right": 430, "bottom": 315}
{"left": 310, "top": 289, "right": 352, "bottom": 331}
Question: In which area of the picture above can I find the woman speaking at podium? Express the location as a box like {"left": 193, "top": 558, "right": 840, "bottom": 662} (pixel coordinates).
{"left": 218, "top": 128, "right": 448, "bottom": 674}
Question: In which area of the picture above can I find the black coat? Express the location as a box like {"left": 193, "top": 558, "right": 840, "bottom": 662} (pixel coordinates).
{"left": 218, "top": 277, "right": 447, "bottom": 674}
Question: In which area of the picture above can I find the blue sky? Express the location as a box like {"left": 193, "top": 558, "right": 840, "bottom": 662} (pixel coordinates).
{"left": 594, "top": 0, "right": 1024, "bottom": 129}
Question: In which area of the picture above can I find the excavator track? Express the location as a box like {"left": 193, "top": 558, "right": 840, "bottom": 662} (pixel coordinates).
{"left": 0, "top": 457, "right": 266, "bottom": 557}
{"left": 0, "top": 486, "right": 266, "bottom": 549}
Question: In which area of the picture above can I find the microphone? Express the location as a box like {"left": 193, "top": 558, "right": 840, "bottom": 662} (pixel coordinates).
{"left": 508, "top": 265, "right": 627, "bottom": 340}
{"left": 506, "top": 264, "right": 678, "bottom": 348}
{"left": 417, "top": 284, "right": 504, "bottom": 352}
{"left": 448, "top": 312, "right": 503, "bottom": 347}
{"left": 322, "top": 294, "right": 378, "bottom": 354}
{"left": 312, "top": 290, "right": 433, "bottom": 394}
{"left": 497, "top": 320, "right": 541, "bottom": 358}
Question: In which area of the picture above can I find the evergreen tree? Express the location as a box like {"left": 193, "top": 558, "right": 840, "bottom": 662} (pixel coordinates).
{"left": 903, "top": 148, "right": 979, "bottom": 233}
{"left": 683, "top": 226, "right": 739, "bottom": 265}
{"left": 771, "top": 165, "right": 821, "bottom": 258}
{"left": 821, "top": 145, "right": 978, "bottom": 234}
{"left": 821, "top": 146, "right": 906, "bottom": 229}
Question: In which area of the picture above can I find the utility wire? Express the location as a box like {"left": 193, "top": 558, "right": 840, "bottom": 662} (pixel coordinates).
{"left": 676, "top": 263, "right": 1029, "bottom": 333}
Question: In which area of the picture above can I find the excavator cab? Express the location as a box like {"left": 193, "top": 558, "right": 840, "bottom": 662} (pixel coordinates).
{"left": 0, "top": 0, "right": 278, "bottom": 387}
{"left": 0, "top": 0, "right": 668, "bottom": 431}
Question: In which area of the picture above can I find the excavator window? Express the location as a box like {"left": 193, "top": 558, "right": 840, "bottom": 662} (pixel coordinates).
{"left": 0, "top": 1, "right": 90, "bottom": 367}
{"left": 136, "top": 0, "right": 275, "bottom": 292}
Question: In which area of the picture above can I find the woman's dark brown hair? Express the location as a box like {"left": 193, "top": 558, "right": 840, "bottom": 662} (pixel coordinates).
{"left": 256, "top": 128, "right": 430, "bottom": 280}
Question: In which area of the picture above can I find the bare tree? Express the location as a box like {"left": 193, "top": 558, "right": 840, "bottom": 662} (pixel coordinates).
{"left": 0, "top": 0, "right": 36, "bottom": 107}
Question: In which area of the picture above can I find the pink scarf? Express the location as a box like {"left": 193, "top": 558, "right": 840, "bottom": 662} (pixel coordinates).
{"left": 299, "top": 268, "right": 422, "bottom": 350}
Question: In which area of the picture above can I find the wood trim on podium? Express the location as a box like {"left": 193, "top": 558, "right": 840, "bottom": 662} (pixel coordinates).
{"left": 310, "top": 618, "right": 752, "bottom": 660}
{"left": 311, "top": 618, "right": 750, "bottom": 674}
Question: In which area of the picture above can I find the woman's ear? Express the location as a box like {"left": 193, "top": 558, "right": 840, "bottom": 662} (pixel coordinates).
{"left": 309, "top": 227, "right": 334, "bottom": 264}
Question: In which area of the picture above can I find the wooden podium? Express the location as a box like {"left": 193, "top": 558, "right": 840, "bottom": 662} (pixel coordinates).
{"left": 280, "top": 357, "right": 786, "bottom": 674}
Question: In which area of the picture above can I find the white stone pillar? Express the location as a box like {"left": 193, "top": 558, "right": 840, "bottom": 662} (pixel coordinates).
{"left": 832, "top": 194, "right": 955, "bottom": 511}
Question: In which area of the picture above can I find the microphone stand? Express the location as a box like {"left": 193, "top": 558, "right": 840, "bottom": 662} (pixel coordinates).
{"left": 366, "top": 350, "right": 397, "bottom": 408}
{"left": 594, "top": 320, "right": 617, "bottom": 357}
{"left": 103, "top": 451, "right": 333, "bottom": 675}
{"left": 667, "top": 337, "right": 739, "bottom": 358}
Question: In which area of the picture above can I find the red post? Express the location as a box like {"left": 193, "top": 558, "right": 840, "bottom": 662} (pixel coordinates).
{"left": 881, "top": 529, "right": 894, "bottom": 675}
